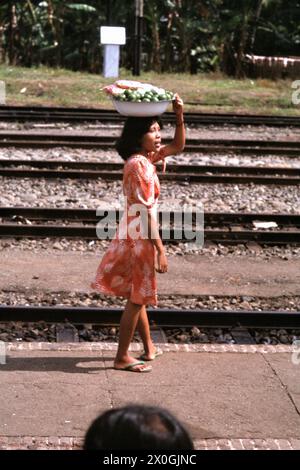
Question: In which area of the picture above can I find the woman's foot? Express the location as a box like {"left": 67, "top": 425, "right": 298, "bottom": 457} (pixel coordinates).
{"left": 114, "top": 355, "right": 152, "bottom": 372}
{"left": 139, "top": 347, "right": 163, "bottom": 361}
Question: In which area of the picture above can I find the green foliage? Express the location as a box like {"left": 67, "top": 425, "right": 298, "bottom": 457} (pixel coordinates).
{"left": 0, "top": 0, "right": 299, "bottom": 75}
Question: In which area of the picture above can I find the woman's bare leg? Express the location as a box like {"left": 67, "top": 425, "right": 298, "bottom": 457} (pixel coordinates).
{"left": 114, "top": 299, "right": 151, "bottom": 370}
{"left": 136, "top": 306, "right": 156, "bottom": 358}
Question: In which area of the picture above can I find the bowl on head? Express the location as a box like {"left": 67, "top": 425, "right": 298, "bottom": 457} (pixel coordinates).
{"left": 111, "top": 98, "right": 172, "bottom": 116}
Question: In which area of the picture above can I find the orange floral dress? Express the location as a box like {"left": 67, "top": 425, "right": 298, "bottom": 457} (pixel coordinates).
{"left": 91, "top": 154, "right": 160, "bottom": 306}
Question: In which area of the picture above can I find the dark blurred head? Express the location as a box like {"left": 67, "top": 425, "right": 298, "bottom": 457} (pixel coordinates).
{"left": 83, "top": 404, "right": 194, "bottom": 450}
{"left": 116, "top": 116, "right": 163, "bottom": 161}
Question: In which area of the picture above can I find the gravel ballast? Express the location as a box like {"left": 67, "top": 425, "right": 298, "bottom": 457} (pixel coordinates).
{"left": 1, "top": 146, "right": 300, "bottom": 169}
{"left": 1, "top": 238, "right": 300, "bottom": 259}
{"left": 1, "top": 176, "right": 299, "bottom": 213}
{"left": 0, "top": 290, "right": 299, "bottom": 345}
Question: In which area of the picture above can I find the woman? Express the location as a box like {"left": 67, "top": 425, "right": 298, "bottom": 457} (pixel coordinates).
{"left": 91, "top": 95, "right": 185, "bottom": 372}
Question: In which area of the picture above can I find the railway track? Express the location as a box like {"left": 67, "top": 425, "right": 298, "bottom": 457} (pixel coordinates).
{"left": 0, "top": 159, "right": 299, "bottom": 185}
{"left": 0, "top": 131, "right": 299, "bottom": 155}
{"left": 0, "top": 207, "right": 299, "bottom": 244}
{"left": 1, "top": 105, "right": 300, "bottom": 127}
{"left": 0, "top": 305, "right": 299, "bottom": 329}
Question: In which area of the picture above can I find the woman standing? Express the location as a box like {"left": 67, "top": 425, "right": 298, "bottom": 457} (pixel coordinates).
{"left": 91, "top": 95, "right": 185, "bottom": 372}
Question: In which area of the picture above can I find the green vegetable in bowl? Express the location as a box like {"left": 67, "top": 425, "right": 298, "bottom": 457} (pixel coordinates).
{"left": 113, "top": 86, "right": 174, "bottom": 103}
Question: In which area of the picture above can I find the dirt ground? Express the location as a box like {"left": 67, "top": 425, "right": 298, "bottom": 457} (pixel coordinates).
{"left": 1, "top": 249, "right": 300, "bottom": 297}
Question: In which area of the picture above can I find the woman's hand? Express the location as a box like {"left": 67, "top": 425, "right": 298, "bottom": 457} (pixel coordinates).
{"left": 172, "top": 93, "right": 184, "bottom": 115}
{"left": 156, "top": 250, "right": 168, "bottom": 273}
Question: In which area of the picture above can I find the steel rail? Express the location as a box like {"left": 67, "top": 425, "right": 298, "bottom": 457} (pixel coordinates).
{"left": 1, "top": 159, "right": 300, "bottom": 175}
{"left": 0, "top": 305, "right": 299, "bottom": 328}
{"left": 0, "top": 160, "right": 299, "bottom": 185}
{"left": 0, "top": 208, "right": 299, "bottom": 244}
{"left": 1, "top": 207, "right": 299, "bottom": 224}
{"left": 0, "top": 224, "right": 298, "bottom": 243}
{"left": 0, "top": 132, "right": 299, "bottom": 155}
{"left": 0, "top": 105, "right": 300, "bottom": 127}
{"left": 1, "top": 132, "right": 300, "bottom": 146}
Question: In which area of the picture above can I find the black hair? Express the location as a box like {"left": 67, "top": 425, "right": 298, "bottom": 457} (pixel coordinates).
{"left": 83, "top": 404, "right": 194, "bottom": 450}
{"left": 116, "top": 116, "right": 163, "bottom": 161}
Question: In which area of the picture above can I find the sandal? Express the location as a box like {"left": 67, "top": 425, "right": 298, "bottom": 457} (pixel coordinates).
{"left": 114, "top": 360, "right": 152, "bottom": 373}
{"left": 139, "top": 347, "right": 163, "bottom": 361}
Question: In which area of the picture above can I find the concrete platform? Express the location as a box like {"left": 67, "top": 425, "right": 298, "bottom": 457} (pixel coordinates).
{"left": 1, "top": 250, "right": 300, "bottom": 297}
{"left": 0, "top": 344, "right": 300, "bottom": 450}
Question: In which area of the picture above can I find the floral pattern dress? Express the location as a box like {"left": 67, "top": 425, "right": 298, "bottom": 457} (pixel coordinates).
{"left": 91, "top": 154, "right": 160, "bottom": 306}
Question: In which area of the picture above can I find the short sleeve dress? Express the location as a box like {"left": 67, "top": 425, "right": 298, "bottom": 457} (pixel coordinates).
{"left": 91, "top": 154, "right": 160, "bottom": 306}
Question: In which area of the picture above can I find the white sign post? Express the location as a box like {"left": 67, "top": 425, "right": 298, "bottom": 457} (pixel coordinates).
{"left": 0, "top": 81, "right": 5, "bottom": 105}
{"left": 0, "top": 341, "right": 6, "bottom": 365}
{"left": 100, "top": 26, "right": 126, "bottom": 78}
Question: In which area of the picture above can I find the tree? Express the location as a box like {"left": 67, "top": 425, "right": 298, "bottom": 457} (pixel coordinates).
{"left": 0, "top": 0, "right": 299, "bottom": 75}
{"left": 218, "top": 0, "right": 299, "bottom": 77}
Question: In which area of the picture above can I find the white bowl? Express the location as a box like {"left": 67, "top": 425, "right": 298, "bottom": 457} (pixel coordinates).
{"left": 111, "top": 98, "right": 171, "bottom": 117}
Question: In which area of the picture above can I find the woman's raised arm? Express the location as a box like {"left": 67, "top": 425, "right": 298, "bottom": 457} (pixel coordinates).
{"left": 152, "top": 94, "right": 185, "bottom": 168}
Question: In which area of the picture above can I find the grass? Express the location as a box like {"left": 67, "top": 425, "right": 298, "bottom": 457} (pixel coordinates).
{"left": 0, "top": 64, "right": 299, "bottom": 116}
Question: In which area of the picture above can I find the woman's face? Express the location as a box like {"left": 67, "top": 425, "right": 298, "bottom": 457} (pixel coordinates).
{"left": 141, "top": 121, "right": 161, "bottom": 153}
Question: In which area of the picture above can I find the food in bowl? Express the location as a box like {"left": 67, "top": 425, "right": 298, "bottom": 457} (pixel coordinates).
{"left": 103, "top": 80, "right": 175, "bottom": 103}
